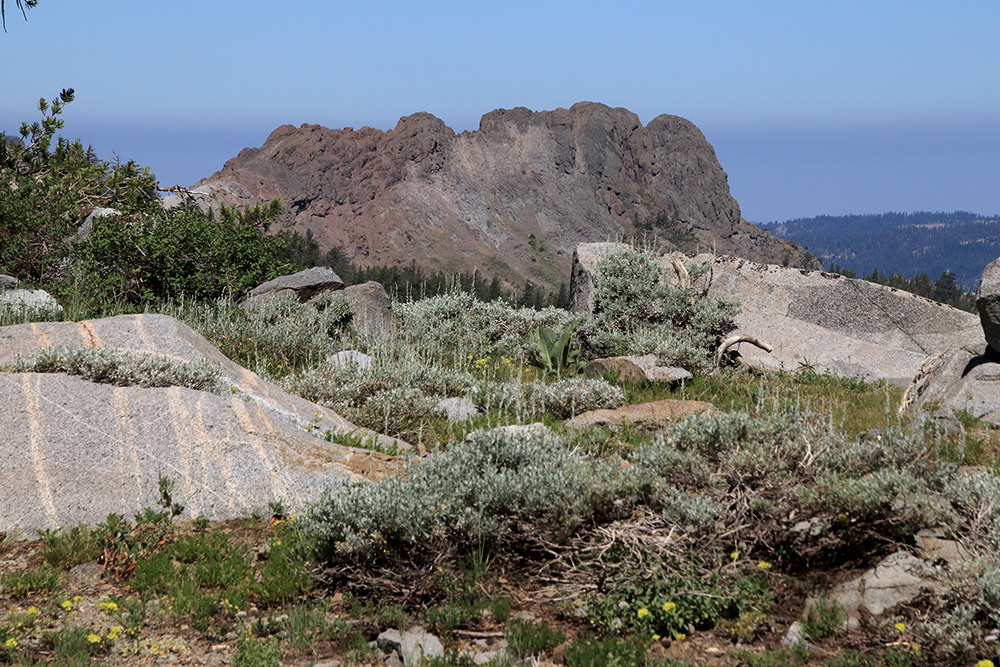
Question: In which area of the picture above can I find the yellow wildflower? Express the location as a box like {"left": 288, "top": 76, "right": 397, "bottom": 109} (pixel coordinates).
{"left": 61, "top": 600, "right": 73, "bottom": 612}
{"left": 73, "top": 596, "right": 82, "bottom": 602}
{"left": 976, "top": 661, "right": 994, "bottom": 667}
{"left": 895, "top": 622, "right": 906, "bottom": 633}
{"left": 652, "top": 634, "right": 661, "bottom": 641}
{"left": 98, "top": 601, "right": 119, "bottom": 614}
{"left": 27, "top": 607, "right": 38, "bottom": 615}
{"left": 87, "top": 634, "right": 101, "bottom": 644}
{"left": 637, "top": 608, "right": 650, "bottom": 618}
{"left": 4, "top": 638, "right": 17, "bottom": 649}
{"left": 662, "top": 602, "right": 676, "bottom": 612}
{"left": 675, "top": 633, "right": 686, "bottom": 641}
{"left": 757, "top": 561, "right": 772, "bottom": 570}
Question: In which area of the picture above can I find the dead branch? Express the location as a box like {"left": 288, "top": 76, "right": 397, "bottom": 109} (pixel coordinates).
{"left": 715, "top": 335, "right": 773, "bottom": 367}
{"left": 670, "top": 257, "right": 691, "bottom": 289}
{"left": 898, "top": 351, "right": 944, "bottom": 416}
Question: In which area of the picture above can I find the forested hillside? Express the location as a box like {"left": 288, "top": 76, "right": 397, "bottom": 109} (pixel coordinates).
{"left": 761, "top": 211, "right": 1000, "bottom": 289}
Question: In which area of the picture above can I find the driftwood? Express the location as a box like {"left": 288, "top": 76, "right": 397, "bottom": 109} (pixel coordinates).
{"left": 898, "top": 351, "right": 945, "bottom": 416}
{"left": 670, "top": 257, "right": 691, "bottom": 289}
{"left": 715, "top": 335, "right": 773, "bottom": 367}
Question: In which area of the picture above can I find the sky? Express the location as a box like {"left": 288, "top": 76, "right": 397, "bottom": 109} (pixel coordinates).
{"left": 2, "top": 0, "right": 998, "bottom": 223}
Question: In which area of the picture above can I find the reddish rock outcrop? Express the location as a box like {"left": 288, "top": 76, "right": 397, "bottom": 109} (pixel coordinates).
{"left": 185, "top": 102, "right": 803, "bottom": 289}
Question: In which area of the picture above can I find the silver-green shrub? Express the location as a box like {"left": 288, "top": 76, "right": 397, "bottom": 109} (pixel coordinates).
{"left": 577, "top": 246, "right": 739, "bottom": 366}
{"left": 631, "top": 435, "right": 712, "bottom": 486}
{"left": 798, "top": 470, "right": 937, "bottom": 520}
{"left": 300, "top": 427, "right": 586, "bottom": 559}
{"left": 664, "top": 411, "right": 804, "bottom": 462}
{"left": 656, "top": 485, "right": 720, "bottom": 526}
{"left": 467, "top": 377, "right": 625, "bottom": 421}
{"left": 527, "top": 377, "right": 625, "bottom": 419}
{"left": 280, "top": 341, "right": 476, "bottom": 435}
{"left": 393, "top": 290, "right": 577, "bottom": 362}
{"left": 13, "top": 345, "right": 225, "bottom": 394}
{"left": 945, "top": 469, "right": 1000, "bottom": 549}
{"left": 157, "top": 292, "right": 351, "bottom": 376}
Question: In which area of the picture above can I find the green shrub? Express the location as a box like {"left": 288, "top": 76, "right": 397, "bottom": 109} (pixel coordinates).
{"left": 286, "top": 604, "right": 327, "bottom": 653}
{"left": 586, "top": 558, "right": 772, "bottom": 639}
{"left": 527, "top": 322, "right": 587, "bottom": 376}
{"left": 803, "top": 595, "right": 845, "bottom": 641}
{"left": 1, "top": 89, "right": 161, "bottom": 288}
{"left": 72, "top": 200, "right": 290, "bottom": 306}
{"left": 39, "top": 523, "right": 101, "bottom": 569}
{"left": 231, "top": 633, "right": 283, "bottom": 667}
{"left": 564, "top": 635, "right": 645, "bottom": 667}
{"left": 1, "top": 565, "right": 61, "bottom": 597}
{"left": 506, "top": 618, "right": 566, "bottom": 659}
{"left": 254, "top": 524, "right": 313, "bottom": 604}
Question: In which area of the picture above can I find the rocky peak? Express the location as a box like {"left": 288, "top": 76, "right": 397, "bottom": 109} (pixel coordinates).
{"left": 187, "top": 102, "right": 803, "bottom": 289}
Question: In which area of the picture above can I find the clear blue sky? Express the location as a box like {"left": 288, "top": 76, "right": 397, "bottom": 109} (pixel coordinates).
{"left": 3, "top": 0, "right": 998, "bottom": 222}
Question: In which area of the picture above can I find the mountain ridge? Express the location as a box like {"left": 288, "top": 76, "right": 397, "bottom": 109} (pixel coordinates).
{"left": 185, "top": 102, "right": 806, "bottom": 290}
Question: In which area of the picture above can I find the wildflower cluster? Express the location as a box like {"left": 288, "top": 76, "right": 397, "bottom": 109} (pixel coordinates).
{"left": 633, "top": 598, "right": 685, "bottom": 639}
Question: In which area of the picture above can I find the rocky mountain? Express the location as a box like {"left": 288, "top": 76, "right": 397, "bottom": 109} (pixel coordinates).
{"left": 184, "top": 102, "right": 804, "bottom": 289}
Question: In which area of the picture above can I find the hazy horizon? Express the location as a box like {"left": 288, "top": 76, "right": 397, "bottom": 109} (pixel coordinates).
{"left": 3, "top": 1, "right": 998, "bottom": 223}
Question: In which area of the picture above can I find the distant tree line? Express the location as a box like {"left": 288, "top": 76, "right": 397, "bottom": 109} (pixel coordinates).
{"left": 277, "top": 229, "right": 571, "bottom": 310}
{"left": 763, "top": 211, "right": 1000, "bottom": 288}
{"left": 827, "top": 262, "right": 977, "bottom": 312}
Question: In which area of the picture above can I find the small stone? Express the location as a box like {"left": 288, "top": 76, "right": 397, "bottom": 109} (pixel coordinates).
{"left": 914, "top": 527, "right": 973, "bottom": 565}
{"left": 384, "top": 650, "right": 404, "bottom": 667}
{"left": 66, "top": 562, "right": 103, "bottom": 587}
{"left": 0, "top": 288, "right": 63, "bottom": 315}
{"left": 565, "top": 399, "right": 715, "bottom": 432}
{"left": 340, "top": 281, "right": 395, "bottom": 335}
{"left": 472, "top": 650, "right": 505, "bottom": 665}
{"left": 435, "top": 397, "right": 480, "bottom": 422}
{"left": 781, "top": 622, "right": 820, "bottom": 652}
{"left": 246, "top": 266, "right": 345, "bottom": 304}
{"left": 377, "top": 627, "right": 445, "bottom": 667}
{"left": 584, "top": 355, "right": 693, "bottom": 383}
